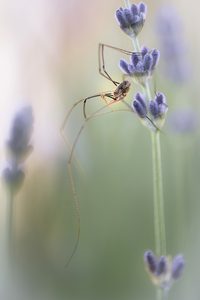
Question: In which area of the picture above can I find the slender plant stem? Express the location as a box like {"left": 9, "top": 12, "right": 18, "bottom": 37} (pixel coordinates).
{"left": 5, "top": 187, "right": 14, "bottom": 263}
{"left": 131, "top": 36, "right": 166, "bottom": 300}
{"left": 124, "top": 0, "right": 130, "bottom": 7}
{"left": 151, "top": 131, "right": 166, "bottom": 256}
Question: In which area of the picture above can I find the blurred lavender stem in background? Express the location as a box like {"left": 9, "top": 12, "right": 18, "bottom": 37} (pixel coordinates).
{"left": 1, "top": 106, "right": 34, "bottom": 267}
{"left": 156, "top": 5, "right": 189, "bottom": 84}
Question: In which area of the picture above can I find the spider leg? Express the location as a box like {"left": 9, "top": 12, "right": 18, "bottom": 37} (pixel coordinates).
{"left": 99, "top": 43, "right": 136, "bottom": 56}
{"left": 83, "top": 92, "right": 114, "bottom": 119}
{"left": 65, "top": 102, "right": 134, "bottom": 267}
{"left": 98, "top": 43, "right": 119, "bottom": 85}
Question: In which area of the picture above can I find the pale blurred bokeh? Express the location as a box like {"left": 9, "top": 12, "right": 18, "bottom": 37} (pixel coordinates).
{"left": 0, "top": 0, "right": 200, "bottom": 299}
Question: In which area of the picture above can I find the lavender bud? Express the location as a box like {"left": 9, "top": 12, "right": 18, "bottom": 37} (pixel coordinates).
{"left": 143, "top": 54, "right": 153, "bottom": 71}
{"left": 172, "top": 255, "right": 185, "bottom": 280}
{"left": 139, "top": 3, "right": 147, "bottom": 14}
{"left": 131, "top": 4, "right": 138, "bottom": 15}
{"left": 141, "top": 46, "right": 148, "bottom": 57}
{"left": 155, "top": 93, "right": 165, "bottom": 105}
{"left": 149, "top": 100, "right": 159, "bottom": 119}
{"left": 133, "top": 93, "right": 147, "bottom": 118}
{"left": 156, "top": 256, "right": 167, "bottom": 276}
{"left": 119, "top": 59, "right": 131, "bottom": 75}
{"left": 151, "top": 49, "right": 160, "bottom": 70}
{"left": 144, "top": 250, "right": 157, "bottom": 273}
{"left": 131, "top": 53, "right": 140, "bottom": 68}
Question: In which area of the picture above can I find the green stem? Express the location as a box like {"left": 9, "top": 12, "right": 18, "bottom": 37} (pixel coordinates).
{"left": 4, "top": 186, "right": 14, "bottom": 267}
{"left": 131, "top": 35, "right": 166, "bottom": 257}
{"left": 131, "top": 35, "right": 166, "bottom": 300}
{"left": 124, "top": 0, "right": 130, "bottom": 7}
{"left": 131, "top": 37, "right": 140, "bottom": 52}
{"left": 151, "top": 131, "right": 166, "bottom": 256}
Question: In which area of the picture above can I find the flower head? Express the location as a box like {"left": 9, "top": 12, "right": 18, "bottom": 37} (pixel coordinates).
{"left": 119, "top": 47, "right": 160, "bottom": 85}
{"left": 6, "top": 106, "right": 34, "bottom": 163}
{"left": 116, "top": 2, "right": 147, "bottom": 38}
{"left": 149, "top": 93, "right": 168, "bottom": 119}
{"left": 168, "top": 108, "right": 198, "bottom": 134}
{"left": 144, "top": 250, "right": 185, "bottom": 290}
{"left": 2, "top": 105, "right": 34, "bottom": 194}
{"left": 156, "top": 5, "right": 189, "bottom": 83}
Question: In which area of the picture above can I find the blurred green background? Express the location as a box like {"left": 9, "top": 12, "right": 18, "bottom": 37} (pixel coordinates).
{"left": 0, "top": 0, "right": 200, "bottom": 299}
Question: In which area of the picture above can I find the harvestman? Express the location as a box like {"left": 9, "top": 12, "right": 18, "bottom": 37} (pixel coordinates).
{"left": 61, "top": 43, "right": 158, "bottom": 267}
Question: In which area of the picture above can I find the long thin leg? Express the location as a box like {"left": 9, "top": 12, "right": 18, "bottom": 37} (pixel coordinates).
{"left": 65, "top": 101, "right": 133, "bottom": 267}
{"left": 83, "top": 93, "right": 108, "bottom": 119}
{"left": 98, "top": 43, "right": 141, "bottom": 85}
{"left": 98, "top": 43, "right": 119, "bottom": 85}
{"left": 61, "top": 94, "right": 105, "bottom": 160}
{"left": 99, "top": 43, "right": 135, "bottom": 56}
{"left": 83, "top": 92, "right": 114, "bottom": 119}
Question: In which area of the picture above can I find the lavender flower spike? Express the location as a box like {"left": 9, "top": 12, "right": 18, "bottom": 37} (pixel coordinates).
{"left": 2, "top": 105, "right": 34, "bottom": 193}
{"left": 6, "top": 106, "right": 34, "bottom": 163}
{"left": 144, "top": 250, "right": 185, "bottom": 290}
{"left": 119, "top": 47, "right": 160, "bottom": 85}
{"left": 116, "top": 2, "right": 147, "bottom": 38}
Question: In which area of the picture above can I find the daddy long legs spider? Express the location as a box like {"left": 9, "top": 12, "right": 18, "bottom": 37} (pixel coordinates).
{"left": 61, "top": 43, "right": 158, "bottom": 267}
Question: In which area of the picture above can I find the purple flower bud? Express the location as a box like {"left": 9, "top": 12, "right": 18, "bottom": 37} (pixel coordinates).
{"left": 151, "top": 49, "right": 160, "bottom": 69}
{"left": 156, "top": 256, "right": 167, "bottom": 276}
{"left": 141, "top": 46, "right": 148, "bottom": 57}
{"left": 144, "top": 250, "right": 157, "bottom": 273}
{"left": 143, "top": 54, "right": 153, "bottom": 71}
{"left": 133, "top": 93, "right": 147, "bottom": 118}
{"left": 149, "top": 100, "right": 159, "bottom": 118}
{"left": 149, "top": 93, "right": 168, "bottom": 120}
{"left": 172, "top": 255, "right": 185, "bottom": 280}
{"left": 131, "top": 4, "right": 138, "bottom": 15}
{"left": 116, "top": 9, "right": 128, "bottom": 29}
{"left": 155, "top": 93, "right": 165, "bottom": 105}
{"left": 115, "top": 3, "right": 147, "bottom": 38}
{"left": 139, "top": 3, "right": 147, "bottom": 14}
{"left": 119, "top": 59, "right": 130, "bottom": 75}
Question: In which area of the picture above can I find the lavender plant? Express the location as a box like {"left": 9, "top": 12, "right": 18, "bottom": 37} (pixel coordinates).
{"left": 115, "top": 1, "right": 184, "bottom": 299}
{"left": 156, "top": 5, "right": 189, "bottom": 84}
{"left": 1, "top": 106, "right": 34, "bottom": 263}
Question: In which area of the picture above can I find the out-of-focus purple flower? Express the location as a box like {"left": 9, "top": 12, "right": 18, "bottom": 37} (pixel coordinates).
{"left": 168, "top": 108, "right": 198, "bottom": 134}
{"left": 144, "top": 250, "right": 185, "bottom": 290}
{"left": 6, "top": 106, "right": 34, "bottom": 162}
{"left": 156, "top": 5, "right": 190, "bottom": 83}
{"left": 2, "top": 105, "right": 34, "bottom": 193}
{"left": 116, "top": 2, "right": 147, "bottom": 38}
{"left": 119, "top": 47, "right": 160, "bottom": 85}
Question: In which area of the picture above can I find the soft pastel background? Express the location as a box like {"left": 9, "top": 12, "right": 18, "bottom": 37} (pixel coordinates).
{"left": 0, "top": 0, "right": 199, "bottom": 299}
